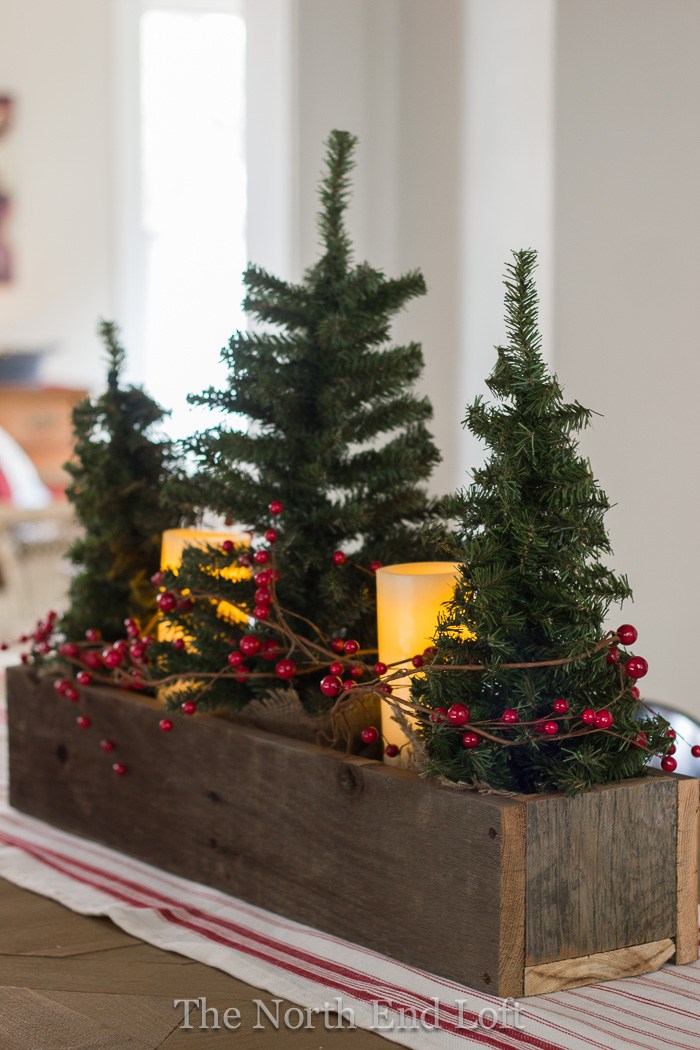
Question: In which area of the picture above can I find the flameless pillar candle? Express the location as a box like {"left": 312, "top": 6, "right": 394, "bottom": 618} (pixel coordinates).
{"left": 160, "top": 528, "right": 250, "bottom": 639}
{"left": 375, "top": 562, "right": 460, "bottom": 764}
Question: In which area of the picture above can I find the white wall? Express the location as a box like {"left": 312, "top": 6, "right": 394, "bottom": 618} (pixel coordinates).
{"left": 0, "top": 0, "right": 113, "bottom": 389}
{"left": 553, "top": 0, "right": 700, "bottom": 718}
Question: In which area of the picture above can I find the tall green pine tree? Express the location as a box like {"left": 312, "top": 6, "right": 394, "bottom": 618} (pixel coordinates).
{"left": 161, "top": 130, "right": 441, "bottom": 708}
{"left": 413, "top": 250, "right": 669, "bottom": 794}
{"left": 61, "top": 322, "right": 177, "bottom": 642}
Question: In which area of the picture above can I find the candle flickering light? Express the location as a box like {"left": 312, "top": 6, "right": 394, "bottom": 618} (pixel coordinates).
{"left": 375, "top": 562, "right": 461, "bottom": 764}
{"left": 159, "top": 528, "right": 250, "bottom": 640}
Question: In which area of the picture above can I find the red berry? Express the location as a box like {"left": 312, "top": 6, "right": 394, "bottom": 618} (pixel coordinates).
{"left": 64, "top": 686, "right": 79, "bottom": 703}
{"left": 260, "top": 639, "right": 280, "bottom": 662}
{"left": 691, "top": 745, "right": 700, "bottom": 758}
{"left": 447, "top": 704, "right": 470, "bottom": 727}
{"left": 112, "top": 761, "right": 127, "bottom": 776}
{"left": 76, "top": 671, "right": 92, "bottom": 686}
{"left": 606, "top": 647, "right": 619, "bottom": 665}
{"left": 275, "top": 659, "right": 297, "bottom": 680}
{"left": 349, "top": 664, "right": 364, "bottom": 679}
{"left": 661, "top": 755, "right": 677, "bottom": 773}
{"left": 76, "top": 715, "right": 91, "bottom": 729}
{"left": 253, "top": 550, "right": 270, "bottom": 565}
{"left": 150, "top": 570, "right": 164, "bottom": 587}
{"left": 384, "top": 744, "right": 400, "bottom": 757}
{"left": 253, "top": 605, "right": 271, "bottom": 620}
{"left": 462, "top": 731, "right": 480, "bottom": 749}
{"left": 552, "top": 698, "right": 569, "bottom": 714}
{"left": 342, "top": 680, "right": 356, "bottom": 691}
{"left": 239, "top": 554, "right": 253, "bottom": 568}
{"left": 254, "top": 570, "right": 271, "bottom": 586}
{"left": 369, "top": 561, "right": 382, "bottom": 573}
{"left": 227, "top": 651, "right": 244, "bottom": 667}
{"left": 177, "top": 596, "right": 193, "bottom": 612}
{"left": 628, "top": 686, "right": 640, "bottom": 700}
{"left": 233, "top": 667, "right": 249, "bottom": 683}
{"left": 543, "top": 721, "right": 558, "bottom": 736}
{"left": 82, "top": 651, "right": 102, "bottom": 670}
{"left": 581, "top": 709, "right": 596, "bottom": 725}
{"left": 625, "top": 656, "right": 648, "bottom": 679}
{"left": 269, "top": 500, "right": 283, "bottom": 515}
{"left": 411, "top": 654, "right": 424, "bottom": 668}
{"left": 100, "top": 739, "right": 115, "bottom": 752}
{"left": 181, "top": 700, "right": 197, "bottom": 715}
{"left": 360, "top": 726, "right": 378, "bottom": 745}
{"left": 423, "top": 646, "right": 438, "bottom": 659}
{"left": 85, "top": 628, "right": 102, "bottom": 642}
{"left": 377, "top": 683, "right": 392, "bottom": 694}
{"left": 331, "top": 638, "right": 345, "bottom": 653}
{"left": 667, "top": 743, "right": 677, "bottom": 755}
{"left": 172, "top": 638, "right": 185, "bottom": 651}
{"left": 332, "top": 551, "right": 347, "bottom": 566}
{"left": 264, "top": 528, "right": 279, "bottom": 544}
{"left": 54, "top": 677, "right": 71, "bottom": 695}
{"left": 239, "top": 634, "right": 261, "bottom": 656}
{"left": 632, "top": 732, "right": 647, "bottom": 750}
{"left": 667, "top": 729, "right": 677, "bottom": 740}
{"left": 269, "top": 569, "right": 280, "bottom": 582}
{"left": 373, "top": 661, "right": 388, "bottom": 675}
{"left": 59, "top": 642, "right": 80, "bottom": 659}
{"left": 102, "top": 648, "right": 123, "bottom": 669}
{"left": 159, "top": 719, "right": 173, "bottom": 732}
{"left": 595, "top": 710, "right": 613, "bottom": 728}
{"left": 617, "top": 624, "right": 638, "bottom": 646}
{"left": 430, "top": 707, "right": 448, "bottom": 723}
{"left": 222, "top": 540, "right": 234, "bottom": 553}
{"left": 254, "top": 587, "right": 272, "bottom": 605}
{"left": 329, "top": 661, "right": 344, "bottom": 676}
{"left": 320, "top": 675, "right": 342, "bottom": 698}
{"left": 129, "top": 642, "right": 147, "bottom": 661}
{"left": 156, "top": 592, "right": 177, "bottom": 613}
{"left": 343, "top": 639, "right": 359, "bottom": 655}
{"left": 501, "top": 709, "right": 519, "bottom": 724}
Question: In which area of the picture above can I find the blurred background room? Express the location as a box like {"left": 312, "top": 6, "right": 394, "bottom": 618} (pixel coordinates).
{"left": 0, "top": 0, "right": 698, "bottom": 729}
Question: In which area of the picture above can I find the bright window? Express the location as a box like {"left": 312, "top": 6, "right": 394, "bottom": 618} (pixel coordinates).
{"left": 138, "top": 3, "right": 246, "bottom": 439}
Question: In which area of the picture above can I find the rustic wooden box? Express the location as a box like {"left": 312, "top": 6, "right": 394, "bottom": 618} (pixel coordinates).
{"left": 7, "top": 666, "right": 699, "bottom": 997}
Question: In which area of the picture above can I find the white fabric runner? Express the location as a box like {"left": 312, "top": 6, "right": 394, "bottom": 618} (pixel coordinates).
{"left": 0, "top": 698, "right": 699, "bottom": 1049}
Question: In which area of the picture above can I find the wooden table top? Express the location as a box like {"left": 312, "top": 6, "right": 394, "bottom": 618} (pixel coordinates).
{"left": 0, "top": 877, "right": 387, "bottom": 1049}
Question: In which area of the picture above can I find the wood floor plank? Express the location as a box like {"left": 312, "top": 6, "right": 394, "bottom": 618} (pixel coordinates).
{"left": 0, "top": 877, "right": 388, "bottom": 1047}
{"left": 0, "top": 987, "right": 182, "bottom": 1049}
{"left": 0, "top": 882, "right": 137, "bottom": 957}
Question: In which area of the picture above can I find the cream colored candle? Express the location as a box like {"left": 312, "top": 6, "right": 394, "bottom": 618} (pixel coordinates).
{"left": 160, "top": 528, "right": 250, "bottom": 638}
{"left": 375, "top": 562, "right": 460, "bottom": 763}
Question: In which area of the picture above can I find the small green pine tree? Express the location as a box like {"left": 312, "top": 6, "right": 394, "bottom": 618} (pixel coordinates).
{"left": 159, "top": 130, "right": 442, "bottom": 710}
{"left": 412, "top": 250, "right": 669, "bottom": 794}
{"left": 61, "top": 322, "right": 177, "bottom": 642}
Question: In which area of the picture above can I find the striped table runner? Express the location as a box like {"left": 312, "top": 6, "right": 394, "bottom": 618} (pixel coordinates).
{"left": 1, "top": 701, "right": 698, "bottom": 1049}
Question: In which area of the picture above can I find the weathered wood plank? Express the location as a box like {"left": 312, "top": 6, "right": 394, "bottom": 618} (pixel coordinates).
{"left": 525, "top": 778, "right": 678, "bottom": 965}
{"left": 524, "top": 938, "right": 676, "bottom": 996}
{"left": 7, "top": 667, "right": 518, "bottom": 995}
{"left": 497, "top": 800, "right": 526, "bottom": 998}
{"left": 675, "top": 776, "right": 699, "bottom": 964}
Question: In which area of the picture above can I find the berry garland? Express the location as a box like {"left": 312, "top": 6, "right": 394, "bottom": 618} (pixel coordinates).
{"left": 13, "top": 504, "right": 685, "bottom": 781}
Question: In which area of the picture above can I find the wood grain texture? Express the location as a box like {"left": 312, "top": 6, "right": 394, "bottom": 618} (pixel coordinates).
{"left": 675, "top": 776, "right": 699, "bottom": 964}
{"left": 497, "top": 800, "right": 526, "bottom": 999}
{"left": 524, "top": 938, "right": 676, "bottom": 996}
{"left": 524, "top": 778, "right": 678, "bottom": 965}
{"left": 7, "top": 668, "right": 520, "bottom": 995}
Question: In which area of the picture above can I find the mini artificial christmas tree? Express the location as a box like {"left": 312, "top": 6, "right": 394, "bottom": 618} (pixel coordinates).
{"left": 61, "top": 322, "right": 177, "bottom": 642}
{"left": 411, "top": 250, "right": 670, "bottom": 794}
{"left": 156, "top": 129, "right": 442, "bottom": 710}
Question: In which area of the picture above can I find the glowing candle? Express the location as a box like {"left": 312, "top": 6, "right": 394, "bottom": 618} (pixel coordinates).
{"left": 375, "top": 562, "right": 460, "bottom": 764}
{"left": 160, "top": 528, "right": 250, "bottom": 639}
